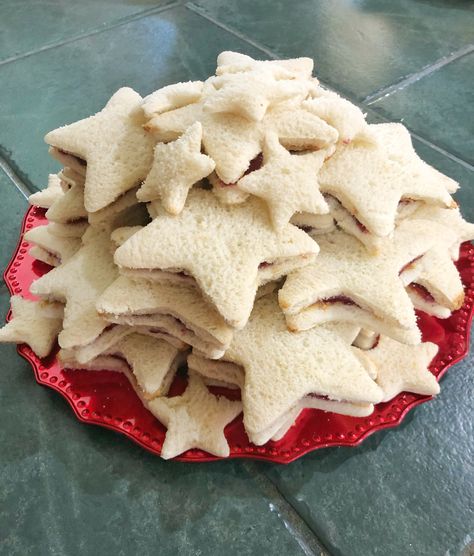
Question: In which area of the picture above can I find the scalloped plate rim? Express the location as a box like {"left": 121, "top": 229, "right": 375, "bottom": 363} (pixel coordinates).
{"left": 3, "top": 205, "right": 474, "bottom": 464}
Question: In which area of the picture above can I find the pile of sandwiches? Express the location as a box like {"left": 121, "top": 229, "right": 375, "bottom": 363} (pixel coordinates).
{"left": 2, "top": 52, "right": 473, "bottom": 460}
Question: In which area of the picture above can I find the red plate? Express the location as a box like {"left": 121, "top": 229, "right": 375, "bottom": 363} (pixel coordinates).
{"left": 4, "top": 205, "right": 474, "bottom": 463}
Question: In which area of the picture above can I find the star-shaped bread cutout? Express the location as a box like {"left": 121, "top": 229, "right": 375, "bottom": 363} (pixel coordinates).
{"left": 146, "top": 102, "right": 262, "bottom": 184}
{"left": 203, "top": 70, "right": 309, "bottom": 121}
{"left": 224, "top": 295, "right": 382, "bottom": 443}
{"left": 147, "top": 98, "right": 338, "bottom": 185}
{"left": 29, "top": 174, "right": 64, "bottom": 208}
{"left": 137, "top": 122, "right": 215, "bottom": 214}
{"left": 375, "top": 123, "right": 459, "bottom": 194}
{"left": 147, "top": 372, "right": 242, "bottom": 459}
{"left": 279, "top": 219, "right": 447, "bottom": 343}
{"left": 0, "top": 296, "right": 63, "bottom": 358}
{"left": 45, "top": 88, "right": 155, "bottom": 212}
{"left": 364, "top": 336, "right": 439, "bottom": 402}
{"left": 141, "top": 81, "right": 203, "bottom": 119}
{"left": 399, "top": 207, "right": 474, "bottom": 315}
{"left": 30, "top": 229, "right": 117, "bottom": 349}
{"left": 302, "top": 88, "right": 373, "bottom": 145}
{"left": 45, "top": 183, "right": 87, "bottom": 224}
{"left": 24, "top": 224, "right": 81, "bottom": 266}
{"left": 319, "top": 123, "right": 456, "bottom": 237}
{"left": 216, "top": 51, "right": 314, "bottom": 80}
{"left": 264, "top": 102, "right": 339, "bottom": 150}
{"left": 114, "top": 188, "right": 318, "bottom": 329}
{"left": 238, "top": 133, "right": 329, "bottom": 229}
{"left": 109, "top": 333, "right": 184, "bottom": 400}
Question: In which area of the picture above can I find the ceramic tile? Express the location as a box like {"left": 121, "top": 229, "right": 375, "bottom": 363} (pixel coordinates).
{"left": 0, "top": 291, "right": 316, "bottom": 556}
{"left": 370, "top": 53, "right": 474, "bottom": 166}
{"left": 189, "top": 0, "right": 474, "bottom": 100}
{"left": 262, "top": 345, "right": 474, "bottom": 556}
{"left": 0, "top": 6, "right": 265, "bottom": 191}
{"left": 0, "top": 0, "right": 176, "bottom": 62}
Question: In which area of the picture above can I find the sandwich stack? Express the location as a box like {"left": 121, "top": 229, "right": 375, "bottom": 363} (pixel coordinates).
{"left": 2, "top": 52, "right": 473, "bottom": 460}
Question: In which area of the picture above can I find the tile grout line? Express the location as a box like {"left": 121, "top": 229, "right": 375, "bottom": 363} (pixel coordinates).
{"left": 0, "top": 1, "right": 181, "bottom": 68}
{"left": 0, "top": 156, "right": 31, "bottom": 199}
{"left": 242, "top": 461, "right": 331, "bottom": 556}
{"left": 363, "top": 43, "right": 474, "bottom": 104}
{"left": 185, "top": 2, "right": 277, "bottom": 59}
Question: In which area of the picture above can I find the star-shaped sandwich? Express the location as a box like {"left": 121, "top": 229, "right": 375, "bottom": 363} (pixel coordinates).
{"left": 109, "top": 333, "right": 185, "bottom": 400}
{"left": 146, "top": 102, "right": 263, "bottom": 184}
{"left": 24, "top": 224, "right": 81, "bottom": 266}
{"left": 302, "top": 88, "right": 372, "bottom": 145}
{"left": 216, "top": 51, "right": 314, "bottom": 80}
{"left": 29, "top": 174, "right": 64, "bottom": 209}
{"left": 0, "top": 296, "right": 63, "bottom": 358}
{"left": 147, "top": 372, "right": 242, "bottom": 459}
{"left": 30, "top": 229, "right": 117, "bottom": 349}
{"left": 141, "top": 80, "right": 203, "bottom": 119}
{"left": 264, "top": 102, "right": 339, "bottom": 151}
{"left": 238, "top": 132, "right": 329, "bottom": 229}
{"left": 319, "top": 123, "right": 456, "bottom": 238}
{"left": 279, "top": 218, "right": 447, "bottom": 343}
{"left": 137, "top": 122, "right": 215, "bottom": 214}
{"left": 399, "top": 206, "right": 474, "bottom": 317}
{"left": 45, "top": 183, "right": 87, "bottom": 224}
{"left": 365, "top": 336, "right": 439, "bottom": 402}
{"left": 203, "top": 69, "right": 308, "bottom": 121}
{"left": 45, "top": 87, "right": 155, "bottom": 212}
{"left": 114, "top": 188, "right": 318, "bottom": 329}
{"left": 223, "top": 295, "right": 383, "bottom": 445}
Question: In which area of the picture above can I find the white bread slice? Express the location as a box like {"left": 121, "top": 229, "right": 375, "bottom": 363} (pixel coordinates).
{"left": 0, "top": 296, "right": 63, "bottom": 358}
{"left": 137, "top": 122, "right": 215, "bottom": 214}
{"left": 253, "top": 396, "right": 375, "bottom": 446}
{"left": 216, "top": 51, "right": 314, "bottom": 80}
{"left": 48, "top": 221, "right": 89, "bottom": 238}
{"left": 223, "top": 295, "right": 382, "bottom": 443}
{"left": 237, "top": 132, "right": 329, "bottom": 230}
{"left": 290, "top": 211, "right": 335, "bottom": 234}
{"left": 141, "top": 81, "right": 203, "bottom": 119}
{"left": 107, "top": 333, "right": 186, "bottom": 399}
{"left": 364, "top": 336, "right": 439, "bottom": 402}
{"left": 187, "top": 352, "right": 244, "bottom": 389}
{"left": 96, "top": 275, "right": 234, "bottom": 358}
{"left": 58, "top": 349, "right": 129, "bottom": 373}
{"left": 71, "top": 324, "right": 132, "bottom": 364}
{"left": 30, "top": 228, "right": 117, "bottom": 349}
{"left": 28, "top": 246, "right": 62, "bottom": 267}
{"left": 263, "top": 102, "right": 338, "bottom": 151}
{"left": 303, "top": 88, "right": 372, "bottom": 145}
{"left": 279, "top": 220, "right": 447, "bottom": 341}
{"left": 147, "top": 102, "right": 263, "bottom": 184}
{"left": 49, "top": 147, "right": 87, "bottom": 177}
{"left": 28, "top": 174, "right": 63, "bottom": 208}
{"left": 114, "top": 189, "right": 318, "bottom": 329}
{"left": 45, "top": 88, "right": 155, "bottom": 212}
{"left": 319, "top": 123, "right": 455, "bottom": 237}
{"left": 405, "top": 286, "right": 451, "bottom": 319}
{"left": 24, "top": 224, "right": 81, "bottom": 266}
{"left": 147, "top": 372, "right": 242, "bottom": 459}
{"left": 374, "top": 122, "right": 459, "bottom": 194}
{"left": 45, "top": 183, "right": 87, "bottom": 224}
{"left": 203, "top": 69, "right": 309, "bottom": 122}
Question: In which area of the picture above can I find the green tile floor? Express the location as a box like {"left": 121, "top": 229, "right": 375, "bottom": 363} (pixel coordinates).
{"left": 0, "top": 2, "right": 472, "bottom": 555}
